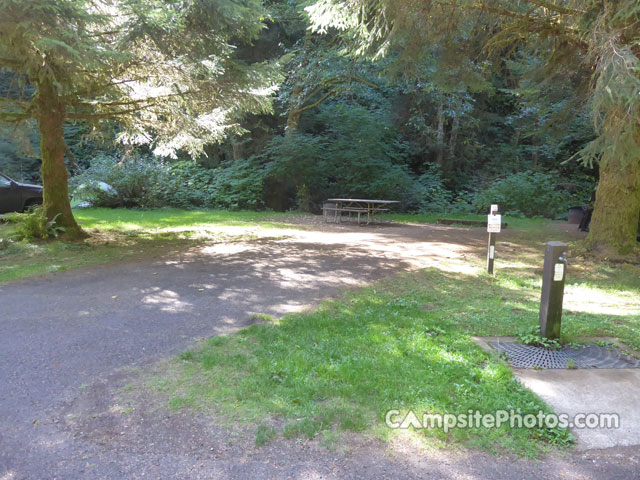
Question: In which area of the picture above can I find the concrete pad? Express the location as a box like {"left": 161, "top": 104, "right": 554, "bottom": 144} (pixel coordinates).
{"left": 473, "top": 337, "right": 640, "bottom": 450}
{"left": 515, "top": 369, "right": 640, "bottom": 450}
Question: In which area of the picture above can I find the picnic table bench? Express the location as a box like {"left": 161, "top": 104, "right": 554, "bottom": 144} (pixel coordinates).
{"left": 323, "top": 198, "right": 399, "bottom": 225}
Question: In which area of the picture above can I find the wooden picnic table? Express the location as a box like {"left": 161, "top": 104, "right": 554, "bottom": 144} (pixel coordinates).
{"left": 323, "top": 198, "right": 399, "bottom": 225}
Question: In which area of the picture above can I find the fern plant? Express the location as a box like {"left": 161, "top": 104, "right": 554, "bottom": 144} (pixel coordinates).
{"left": 4, "top": 206, "right": 66, "bottom": 241}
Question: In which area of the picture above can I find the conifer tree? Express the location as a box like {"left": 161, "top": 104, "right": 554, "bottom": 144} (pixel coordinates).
{"left": 0, "top": 0, "right": 279, "bottom": 237}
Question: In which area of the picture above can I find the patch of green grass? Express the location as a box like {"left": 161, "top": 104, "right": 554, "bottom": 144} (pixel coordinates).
{"left": 74, "top": 207, "right": 297, "bottom": 233}
{"left": 320, "top": 430, "right": 340, "bottom": 450}
{"left": 381, "top": 212, "right": 550, "bottom": 232}
{"left": 0, "top": 222, "right": 15, "bottom": 237}
{"left": 0, "top": 208, "right": 297, "bottom": 284}
{"left": 168, "top": 396, "right": 197, "bottom": 410}
{"left": 0, "top": 239, "right": 139, "bottom": 283}
{"left": 116, "top": 384, "right": 135, "bottom": 394}
{"left": 158, "top": 275, "right": 575, "bottom": 456}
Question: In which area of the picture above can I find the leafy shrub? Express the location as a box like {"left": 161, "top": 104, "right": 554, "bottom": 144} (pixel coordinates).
{"left": 4, "top": 206, "right": 65, "bottom": 241}
{"left": 160, "top": 158, "right": 266, "bottom": 210}
{"left": 206, "top": 157, "right": 266, "bottom": 210}
{"left": 473, "top": 171, "right": 583, "bottom": 218}
{"left": 449, "top": 191, "right": 476, "bottom": 214}
{"left": 71, "top": 154, "right": 168, "bottom": 208}
{"left": 155, "top": 161, "right": 217, "bottom": 209}
{"left": 71, "top": 153, "right": 266, "bottom": 210}
{"left": 263, "top": 132, "right": 422, "bottom": 211}
{"left": 73, "top": 180, "right": 120, "bottom": 207}
{"left": 417, "top": 164, "right": 454, "bottom": 212}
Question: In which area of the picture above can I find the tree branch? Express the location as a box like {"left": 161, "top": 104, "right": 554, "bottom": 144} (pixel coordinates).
{"left": 0, "top": 97, "right": 29, "bottom": 108}
{"left": 65, "top": 108, "right": 142, "bottom": 120}
{"left": 433, "top": 0, "right": 589, "bottom": 51}
{"left": 297, "top": 91, "right": 335, "bottom": 113}
{"left": 0, "top": 111, "right": 32, "bottom": 122}
{"left": 297, "top": 75, "right": 379, "bottom": 109}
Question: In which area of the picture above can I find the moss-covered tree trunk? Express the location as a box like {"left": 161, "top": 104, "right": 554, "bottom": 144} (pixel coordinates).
{"left": 285, "top": 107, "right": 302, "bottom": 135}
{"left": 435, "top": 103, "right": 445, "bottom": 169}
{"left": 587, "top": 146, "right": 640, "bottom": 255}
{"left": 285, "top": 80, "right": 304, "bottom": 135}
{"left": 36, "top": 78, "right": 85, "bottom": 239}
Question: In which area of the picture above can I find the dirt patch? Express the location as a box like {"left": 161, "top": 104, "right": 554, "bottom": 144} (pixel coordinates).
{"left": 58, "top": 367, "right": 251, "bottom": 460}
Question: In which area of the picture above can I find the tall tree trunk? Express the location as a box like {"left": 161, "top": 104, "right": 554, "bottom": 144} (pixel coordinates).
{"left": 285, "top": 83, "right": 303, "bottom": 136}
{"left": 448, "top": 115, "right": 459, "bottom": 157}
{"left": 587, "top": 148, "right": 640, "bottom": 255}
{"left": 285, "top": 35, "right": 311, "bottom": 136}
{"left": 37, "top": 78, "right": 85, "bottom": 239}
{"left": 513, "top": 126, "right": 521, "bottom": 173}
{"left": 436, "top": 103, "right": 445, "bottom": 170}
{"left": 230, "top": 136, "right": 241, "bottom": 161}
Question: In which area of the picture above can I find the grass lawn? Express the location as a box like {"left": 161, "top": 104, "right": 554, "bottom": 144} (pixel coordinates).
{"left": 140, "top": 224, "right": 640, "bottom": 457}
{"left": 0, "top": 208, "right": 296, "bottom": 284}
{"left": 73, "top": 207, "right": 299, "bottom": 232}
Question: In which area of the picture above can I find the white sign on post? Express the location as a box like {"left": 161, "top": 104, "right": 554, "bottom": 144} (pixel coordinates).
{"left": 490, "top": 204, "right": 499, "bottom": 214}
{"left": 553, "top": 263, "right": 565, "bottom": 281}
{"left": 487, "top": 214, "right": 502, "bottom": 233}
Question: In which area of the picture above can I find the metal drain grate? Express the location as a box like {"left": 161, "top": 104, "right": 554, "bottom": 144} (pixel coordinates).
{"left": 489, "top": 342, "right": 640, "bottom": 369}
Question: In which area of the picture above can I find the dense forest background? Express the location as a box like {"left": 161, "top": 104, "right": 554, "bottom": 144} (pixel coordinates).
{"left": 0, "top": 1, "right": 600, "bottom": 218}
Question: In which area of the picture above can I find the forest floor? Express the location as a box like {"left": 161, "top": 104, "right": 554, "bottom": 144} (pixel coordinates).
{"left": 1, "top": 212, "right": 639, "bottom": 478}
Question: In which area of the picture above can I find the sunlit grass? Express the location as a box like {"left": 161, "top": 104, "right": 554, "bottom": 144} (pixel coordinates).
{"left": 74, "top": 207, "right": 299, "bottom": 233}
{"left": 0, "top": 235, "right": 180, "bottom": 284}
{"left": 0, "top": 208, "right": 297, "bottom": 283}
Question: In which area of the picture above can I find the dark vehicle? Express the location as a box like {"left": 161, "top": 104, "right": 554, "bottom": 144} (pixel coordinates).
{"left": 0, "top": 173, "right": 43, "bottom": 214}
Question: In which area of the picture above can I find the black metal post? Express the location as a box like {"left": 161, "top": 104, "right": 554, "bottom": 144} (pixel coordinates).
{"left": 539, "top": 241, "right": 568, "bottom": 340}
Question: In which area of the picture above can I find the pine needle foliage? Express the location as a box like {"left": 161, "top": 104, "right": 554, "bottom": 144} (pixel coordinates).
{"left": 0, "top": 0, "right": 281, "bottom": 235}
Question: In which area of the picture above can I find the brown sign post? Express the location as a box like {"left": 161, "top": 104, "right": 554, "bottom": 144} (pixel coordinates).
{"left": 539, "top": 241, "right": 568, "bottom": 340}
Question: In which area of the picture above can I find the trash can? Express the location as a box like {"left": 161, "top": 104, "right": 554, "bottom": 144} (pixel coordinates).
{"left": 323, "top": 202, "right": 337, "bottom": 222}
{"left": 568, "top": 206, "right": 586, "bottom": 224}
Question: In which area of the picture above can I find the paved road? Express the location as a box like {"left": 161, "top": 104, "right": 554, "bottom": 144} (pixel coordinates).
{"left": 1, "top": 223, "right": 638, "bottom": 479}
